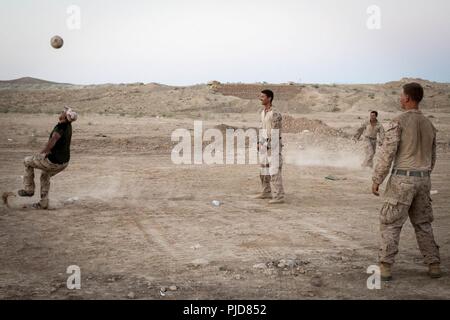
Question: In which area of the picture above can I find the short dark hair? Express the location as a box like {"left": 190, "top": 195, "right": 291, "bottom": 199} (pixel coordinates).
{"left": 370, "top": 111, "right": 378, "bottom": 117}
{"left": 261, "top": 89, "right": 274, "bottom": 103}
{"left": 403, "top": 82, "right": 424, "bottom": 103}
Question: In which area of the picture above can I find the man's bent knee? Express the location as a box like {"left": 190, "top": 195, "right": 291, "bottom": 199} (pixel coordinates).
{"left": 24, "top": 156, "right": 33, "bottom": 167}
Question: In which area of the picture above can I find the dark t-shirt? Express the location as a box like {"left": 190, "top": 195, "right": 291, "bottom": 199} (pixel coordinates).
{"left": 47, "top": 122, "right": 72, "bottom": 164}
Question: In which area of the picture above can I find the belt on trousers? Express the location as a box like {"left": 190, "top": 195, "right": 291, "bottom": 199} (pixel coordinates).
{"left": 392, "top": 169, "right": 430, "bottom": 177}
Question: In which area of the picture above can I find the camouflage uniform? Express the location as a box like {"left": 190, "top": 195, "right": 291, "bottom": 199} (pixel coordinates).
{"left": 23, "top": 154, "right": 68, "bottom": 208}
{"left": 373, "top": 109, "right": 440, "bottom": 266}
{"left": 259, "top": 107, "right": 284, "bottom": 200}
{"left": 355, "top": 120, "right": 385, "bottom": 168}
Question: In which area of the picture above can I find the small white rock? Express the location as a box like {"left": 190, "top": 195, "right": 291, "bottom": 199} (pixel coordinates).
{"left": 285, "top": 259, "right": 296, "bottom": 268}
{"left": 65, "top": 196, "right": 79, "bottom": 204}
{"left": 191, "top": 258, "right": 209, "bottom": 266}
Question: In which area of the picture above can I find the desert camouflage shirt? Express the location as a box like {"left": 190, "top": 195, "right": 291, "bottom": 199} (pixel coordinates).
{"left": 354, "top": 120, "right": 385, "bottom": 142}
{"left": 260, "top": 107, "right": 282, "bottom": 148}
{"left": 372, "top": 109, "right": 437, "bottom": 185}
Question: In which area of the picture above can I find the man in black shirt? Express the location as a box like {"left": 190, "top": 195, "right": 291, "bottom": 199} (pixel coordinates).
{"left": 18, "top": 106, "right": 77, "bottom": 209}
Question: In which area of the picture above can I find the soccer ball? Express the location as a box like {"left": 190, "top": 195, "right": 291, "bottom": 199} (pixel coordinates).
{"left": 51, "top": 36, "right": 64, "bottom": 49}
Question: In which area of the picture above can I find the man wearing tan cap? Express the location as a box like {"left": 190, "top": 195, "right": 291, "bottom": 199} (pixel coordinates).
{"left": 18, "top": 106, "right": 77, "bottom": 209}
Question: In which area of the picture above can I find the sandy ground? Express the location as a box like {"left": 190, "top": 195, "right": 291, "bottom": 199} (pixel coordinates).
{"left": 0, "top": 109, "right": 449, "bottom": 300}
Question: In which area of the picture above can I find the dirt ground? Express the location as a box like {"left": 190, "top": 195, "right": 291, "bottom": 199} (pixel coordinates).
{"left": 1, "top": 106, "right": 450, "bottom": 299}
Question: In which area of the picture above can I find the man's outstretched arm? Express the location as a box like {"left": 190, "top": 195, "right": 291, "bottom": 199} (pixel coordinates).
{"left": 372, "top": 121, "right": 401, "bottom": 196}
{"left": 353, "top": 122, "right": 367, "bottom": 140}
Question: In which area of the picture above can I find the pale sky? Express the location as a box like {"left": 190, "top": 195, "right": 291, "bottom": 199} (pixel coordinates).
{"left": 1, "top": 0, "right": 450, "bottom": 85}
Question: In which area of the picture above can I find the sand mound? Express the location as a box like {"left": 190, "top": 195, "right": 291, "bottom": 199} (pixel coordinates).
{"left": 214, "top": 123, "right": 239, "bottom": 132}
{"left": 214, "top": 83, "right": 304, "bottom": 100}
{"left": 283, "top": 115, "right": 345, "bottom": 137}
{"left": 214, "top": 117, "right": 344, "bottom": 138}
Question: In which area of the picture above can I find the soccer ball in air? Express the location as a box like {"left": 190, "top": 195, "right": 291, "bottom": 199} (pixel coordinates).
{"left": 51, "top": 36, "right": 64, "bottom": 49}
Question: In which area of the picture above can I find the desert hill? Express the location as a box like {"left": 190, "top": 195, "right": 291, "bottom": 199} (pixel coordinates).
{"left": 0, "top": 77, "right": 449, "bottom": 116}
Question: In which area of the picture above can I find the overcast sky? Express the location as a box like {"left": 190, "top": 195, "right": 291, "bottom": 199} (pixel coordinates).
{"left": 1, "top": 0, "right": 450, "bottom": 85}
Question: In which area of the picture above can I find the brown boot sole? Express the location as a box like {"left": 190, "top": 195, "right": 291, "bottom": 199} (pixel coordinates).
{"left": 251, "top": 194, "right": 272, "bottom": 200}
{"left": 268, "top": 200, "right": 285, "bottom": 204}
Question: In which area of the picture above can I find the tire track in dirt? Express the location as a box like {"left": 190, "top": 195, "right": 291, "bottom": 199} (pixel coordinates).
{"left": 126, "top": 205, "right": 226, "bottom": 268}
{"left": 80, "top": 196, "right": 375, "bottom": 268}
{"left": 202, "top": 204, "right": 281, "bottom": 262}
{"left": 129, "top": 214, "right": 179, "bottom": 259}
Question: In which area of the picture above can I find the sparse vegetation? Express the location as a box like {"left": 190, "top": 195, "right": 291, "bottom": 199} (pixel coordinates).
{"left": 331, "top": 106, "right": 341, "bottom": 112}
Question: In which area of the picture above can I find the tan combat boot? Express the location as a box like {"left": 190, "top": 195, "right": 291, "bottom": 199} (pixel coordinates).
{"left": 252, "top": 193, "right": 272, "bottom": 200}
{"left": 428, "top": 263, "right": 442, "bottom": 279}
{"left": 268, "top": 198, "right": 285, "bottom": 204}
{"left": 380, "top": 263, "right": 392, "bottom": 281}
